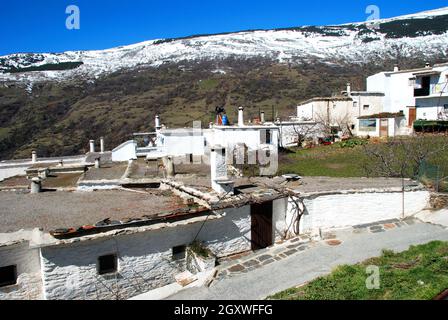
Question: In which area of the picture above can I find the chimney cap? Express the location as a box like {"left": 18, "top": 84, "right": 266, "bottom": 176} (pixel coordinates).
{"left": 239, "top": 106, "right": 244, "bottom": 110}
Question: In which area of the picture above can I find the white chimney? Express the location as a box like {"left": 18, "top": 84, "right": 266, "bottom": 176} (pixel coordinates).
{"left": 210, "top": 146, "right": 234, "bottom": 195}
{"left": 95, "top": 157, "right": 101, "bottom": 169}
{"left": 346, "top": 83, "right": 351, "bottom": 96}
{"left": 238, "top": 107, "right": 244, "bottom": 127}
{"left": 425, "top": 62, "right": 431, "bottom": 68}
{"left": 89, "top": 140, "right": 95, "bottom": 153}
{"left": 30, "top": 177, "right": 42, "bottom": 194}
{"left": 31, "top": 151, "right": 37, "bottom": 164}
{"left": 394, "top": 64, "right": 399, "bottom": 72}
{"left": 260, "top": 111, "right": 265, "bottom": 124}
{"left": 155, "top": 115, "right": 161, "bottom": 130}
{"left": 100, "top": 137, "right": 105, "bottom": 153}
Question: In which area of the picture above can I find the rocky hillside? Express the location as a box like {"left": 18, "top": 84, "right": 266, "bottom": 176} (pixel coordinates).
{"left": 0, "top": 7, "right": 448, "bottom": 159}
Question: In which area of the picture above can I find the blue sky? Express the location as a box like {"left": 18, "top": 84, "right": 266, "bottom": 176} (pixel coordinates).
{"left": 0, "top": 0, "right": 447, "bottom": 55}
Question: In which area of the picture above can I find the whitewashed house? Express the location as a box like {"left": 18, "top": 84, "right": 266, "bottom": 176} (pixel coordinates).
{"left": 366, "top": 62, "right": 448, "bottom": 128}
{"left": 296, "top": 83, "right": 384, "bottom": 136}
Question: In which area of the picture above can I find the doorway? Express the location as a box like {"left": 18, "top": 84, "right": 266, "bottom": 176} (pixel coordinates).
{"left": 251, "top": 201, "right": 273, "bottom": 251}
{"left": 408, "top": 107, "right": 417, "bottom": 127}
{"left": 380, "top": 119, "right": 389, "bottom": 137}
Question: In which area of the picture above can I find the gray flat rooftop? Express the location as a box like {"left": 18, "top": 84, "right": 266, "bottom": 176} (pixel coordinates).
{"left": 0, "top": 189, "right": 186, "bottom": 233}
{"left": 285, "top": 177, "right": 421, "bottom": 194}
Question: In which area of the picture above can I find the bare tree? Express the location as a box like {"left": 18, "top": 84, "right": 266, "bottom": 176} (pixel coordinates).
{"left": 291, "top": 122, "right": 320, "bottom": 148}
{"left": 362, "top": 134, "right": 448, "bottom": 218}
{"left": 314, "top": 106, "right": 355, "bottom": 139}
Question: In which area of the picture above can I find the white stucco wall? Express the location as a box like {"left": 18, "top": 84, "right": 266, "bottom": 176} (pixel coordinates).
{"left": 159, "top": 131, "right": 206, "bottom": 156}
{"left": 40, "top": 206, "right": 251, "bottom": 300}
{"left": 208, "top": 127, "right": 279, "bottom": 150}
{"left": 112, "top": 140, "right": 137, "bottom": 162}
{"left": 416, "top": 96, "right": 448, "bottom": 121}
{"left": 298, "top": 190, "right": 430, "bottom": 234}
{"left": 0, "top": 242, "right": 43, "bottom": 300}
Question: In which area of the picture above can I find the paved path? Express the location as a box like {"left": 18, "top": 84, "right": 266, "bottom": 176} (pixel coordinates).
{"left": 166, "top": 219, "right": 448, "bottom": 300}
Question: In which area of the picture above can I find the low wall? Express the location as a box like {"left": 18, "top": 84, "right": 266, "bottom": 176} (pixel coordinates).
{"left": 297, "top": 190, "right": 430, "bottom": 234}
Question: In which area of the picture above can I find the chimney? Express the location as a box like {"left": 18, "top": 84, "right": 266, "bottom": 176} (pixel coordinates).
{"left": 210, "top": 146, "right": 234, "bottom": 195}
{"left": 155, "top": 115, "right": 161, "bottom": 130}
{"left": 89, "top": 140, "right": 95, "bottom": 153}
{"left": 346, "top": 83, "right": 351, "bottom": 96}
{"left": 238, "top": 107, "right": 244, "bottom": 127}
{"left": 100, "top": 137, "right": 105, "bottom": 153}
{"left": 394, "top": 64, "right": 399, "bottom": 72}
{"left": 31, "top": 151, "right": 37, "bottom": 164}
{"left": 425, "top": 62, "right": 431, "bottom": 68}
{"left": 95, "top": 157, "right": 101, "bottom": 169}
{"left": 163, "top": 156, "right": 175, "bottom": 178}
{"left": 30, "top": 177, "right": 42, "bottom": 194}
{"left": 260, "top": 111, "right": 265, "bottom": 124}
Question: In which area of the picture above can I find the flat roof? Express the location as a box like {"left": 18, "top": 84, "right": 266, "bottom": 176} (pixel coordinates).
{"left": 297, "top": 96, "right": 352, "bottom": 106}
{"left": 285, "top": 177, "right": 422, "bottom": 194}
{"left": 0, "top": 189, "right": 187, "bottom": 234}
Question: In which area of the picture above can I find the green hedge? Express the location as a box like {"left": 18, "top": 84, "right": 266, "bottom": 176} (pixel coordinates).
{"left": 414, "top": 120, "right": 448, "bottom": 133}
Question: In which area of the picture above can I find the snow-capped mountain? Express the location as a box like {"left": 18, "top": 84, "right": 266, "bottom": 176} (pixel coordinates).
{"left": 1, "top": 7, "right": 448, "bottom": 84}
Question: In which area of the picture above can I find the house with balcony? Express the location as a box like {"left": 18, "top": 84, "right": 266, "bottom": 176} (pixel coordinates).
{"left": 366, "top": 62, "right": 448, "bottom": 131}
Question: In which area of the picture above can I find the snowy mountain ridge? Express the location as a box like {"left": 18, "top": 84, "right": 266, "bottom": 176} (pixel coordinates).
{"left": 1, "top": 7, "right": 448, "bottom": 84}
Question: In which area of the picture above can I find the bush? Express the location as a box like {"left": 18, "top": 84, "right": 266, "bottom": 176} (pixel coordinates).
{"left": 340, "top": 138, "right": 368, "bottom": 149}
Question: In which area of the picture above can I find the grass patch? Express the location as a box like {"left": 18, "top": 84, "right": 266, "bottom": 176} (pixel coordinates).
{"left": 278, "top": 136, "right": 448, "bottom": 180}
{"left": 278, "top": 143, "right": 367, "bottom": 177}
{"left": 269, "top": 241, "right": 448, "bottom": 300}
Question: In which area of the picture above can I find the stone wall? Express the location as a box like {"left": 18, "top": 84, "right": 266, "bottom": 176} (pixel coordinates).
{"left": 40, "top": 206, "right": 251, "bottom": 300}
{"left": 428, "top": 193, "right": 448, "bottom": 209}
{"left": 0, "top": 242, "right": 43, "bottom": 300}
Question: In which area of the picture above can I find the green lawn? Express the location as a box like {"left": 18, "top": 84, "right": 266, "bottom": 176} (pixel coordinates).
{"left": 278, "top": 138, "right": 448, "bottom": 183}
{"left": 269, "top": 241, "right": 448, "bottom": 300}
{"left": 278, "top": 143, "right": 368, "bottom": 177}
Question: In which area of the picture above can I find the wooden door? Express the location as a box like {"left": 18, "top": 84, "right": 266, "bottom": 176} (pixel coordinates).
{"left": 251, "top": 201, "right": 273, "bottom": 251}
{"left": 380, "top": 119, "right": 388, "bottom": 137}
{"left": 408, "top": 107, "right": 417, "bottom": 127}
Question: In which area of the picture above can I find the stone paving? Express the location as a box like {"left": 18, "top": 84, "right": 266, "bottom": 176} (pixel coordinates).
{"left": 214, "top": 217, "right": 422, "bottom": 281}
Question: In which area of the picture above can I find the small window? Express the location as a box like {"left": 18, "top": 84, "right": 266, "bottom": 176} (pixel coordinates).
{"left": 98, "top": 254, "right": 117, "bottom": 275}
{"left": 260, "top": 130, "right": 272, "bottom": 145}
{"left": 444, "top": 104, "right": 448, "bottom": 112}
{"left": 363, "top": 105, "right": 370, "bottom": 110}
{"left": 0, "top": 265, "right": 17, "bottom": 287}
{"left": 172, "top": 245, "right": 186, "bottom": 260}
{"left": 353, "top": 101, "right": 358, "bottom": 108}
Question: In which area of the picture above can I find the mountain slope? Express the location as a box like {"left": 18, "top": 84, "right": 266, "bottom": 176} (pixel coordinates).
{"left": 0, "top": 8, "right": 448, "bottom": 160}
{"left": 1, "top": 7, "right": 448, "bottom": 84}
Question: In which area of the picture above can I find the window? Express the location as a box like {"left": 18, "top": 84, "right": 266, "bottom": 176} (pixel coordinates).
{"left": 0, "top": 265, "right": 17, "bottom": 287}
{"left": 444, "top": 105, "right": 448, "bottom": 114}
{"left": 260, "top": 130, "right": 272, "bottom": 145}
{"left": 359, "top": 119, "right": 377, "bottom": 132}
{"left": 98, "top": 254, "right": 117, "bottom": 275}
{"left": 172, "top": 245, "right": 186, "bottom": 260}
{"left": 353, "top": 101, "right": 358, "bottom": 108}
{"left": 414, "top": 76, "right": 431, "bottom": 97}
{"left": 363, "top": 105, "right": 370, "bottom": 110}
